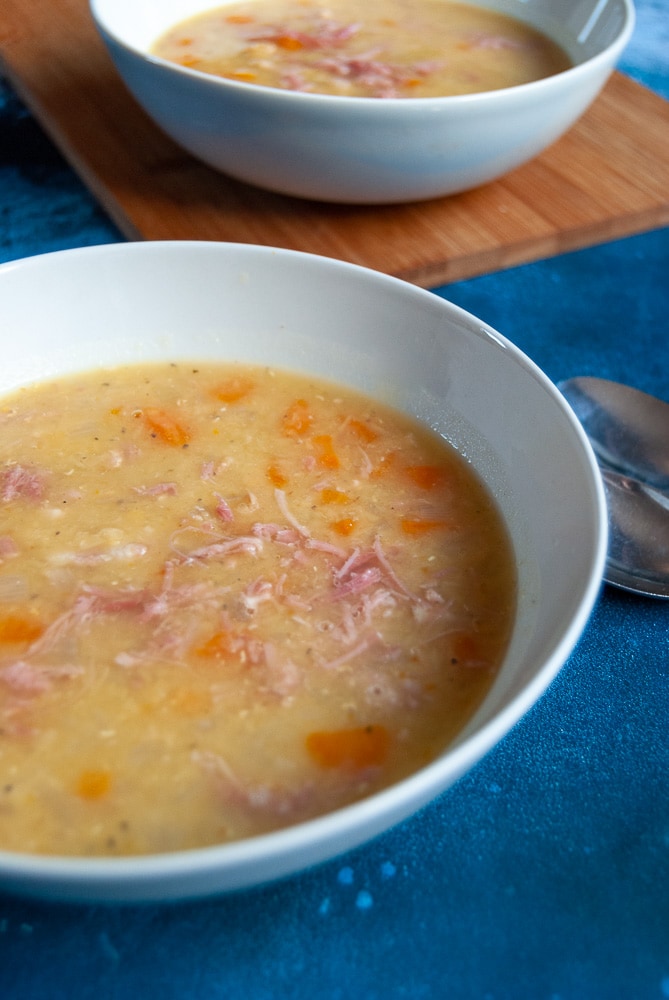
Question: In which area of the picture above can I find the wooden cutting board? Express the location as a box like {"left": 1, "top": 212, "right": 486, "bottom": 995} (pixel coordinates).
{"left": 2, "top": 0, "right": 668, "bottom": 287}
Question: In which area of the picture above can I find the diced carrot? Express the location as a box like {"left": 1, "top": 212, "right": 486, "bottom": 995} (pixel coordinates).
{"left": 225, "top": 13, "right": 255, "bottom": 23}
{"left": 0, "top": 614, "right": 43, "bottom": 644}
{"left": 176, "top": 55, "right": 200, "bottom": 67}
{"left": 313, "top": 434, "right": 340, "bottom": 469}
{"left": 400, "top": 517, "right": 449, "bottom": 535}
{"left": 76, "top": 770, "right": 112, "bottom": 800}
{"left": 228, "top": 71, "right": 257, "bottom": 81}
{"left": 194, "top": 630, "right": 233, "bottom": 659}
{"left": 282, "top": 399, "right": 313, "bottom": 437}
{"left": 141, "top": 407, "right": 190, "bottom": 447}
{"left": 319, "top": 488, "right": 350, "bottom": 505}
{"left": 306, "top": 725, "right": 390, "bottom": 769}
{"left": 275, "top": 34, "right": 303, "bottom": 50}
{"left": 404, "top": 465, "right": 444, "bottom": 490}
{"left": 330, "top": 517, "right": 357, "bottom": 537}
{"left": 267, "top": 463, "right": 288, "bottom": 487}
{"left": 212, "top": 375, "right": 255, "bottom": 402}
{"left": 346, "top": 418, "right": 379, "bottom": 443}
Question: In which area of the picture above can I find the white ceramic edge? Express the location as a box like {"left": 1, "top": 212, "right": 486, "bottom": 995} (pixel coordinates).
{"left": 89, "top": 0, "right": 635, "bottom": 108}
{"left": 0, "top": 242, "right": 609, "bottom": 903}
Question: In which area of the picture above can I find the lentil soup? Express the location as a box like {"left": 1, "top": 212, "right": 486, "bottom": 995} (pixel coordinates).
{"left": 0, "top": 362, "right": 515, "bottom": 856}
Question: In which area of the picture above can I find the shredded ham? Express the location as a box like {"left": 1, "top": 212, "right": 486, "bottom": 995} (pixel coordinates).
{"left": 132, "top": 482, "right": 177, "bottom": 496}
{"left": 0, "top": 660, "right": 84, "bottom": 695}
{"left": 192, "top": 748, "right": 314, "bottom": 817}
{"left": 169, "top": 525, "right": 263, "bottom": 562}
{"left": 0, "top": 535, "right": 19, "bottom": 559}
{"left": 273, "top": 488, "right": 311, "bottom": 537}
{"left": 214, "top": 494, "right": 234, "bottom": 522}
{"left": 1, "top": 464, "right": 47, "bottom": 502}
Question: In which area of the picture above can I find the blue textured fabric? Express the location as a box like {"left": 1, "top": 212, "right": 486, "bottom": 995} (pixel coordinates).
{"left": 0, "top": 2, "right": 668, "bottom": 997}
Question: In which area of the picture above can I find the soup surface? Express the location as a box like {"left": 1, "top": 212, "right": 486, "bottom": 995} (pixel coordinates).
{"left": 0, "top": 362, "right": 515, "bottom": 856}
{"left": 152, "top": 0, "right": 571, "bottom": 98}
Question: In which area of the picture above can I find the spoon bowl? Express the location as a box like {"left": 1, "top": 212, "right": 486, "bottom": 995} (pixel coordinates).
{"left": 559, "top": 377, "right": 669, "bottom": 490}
{"left": 559, "top": 377, "right": 669, "bottom": 599}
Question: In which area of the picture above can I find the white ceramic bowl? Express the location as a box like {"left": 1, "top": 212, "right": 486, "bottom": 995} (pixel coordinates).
{"left": 89, "top": 0, "right": 634, "bottom": 203}
{"left": 0, "top": 241, "right": 606, "bottom": 901}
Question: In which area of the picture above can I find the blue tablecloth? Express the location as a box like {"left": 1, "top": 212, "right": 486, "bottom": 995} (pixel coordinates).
{"left": 1, "top": 2, "right": 668, "bottom": 997}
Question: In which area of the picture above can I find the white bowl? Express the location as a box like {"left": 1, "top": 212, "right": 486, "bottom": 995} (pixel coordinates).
{"left": 0, "top": 241, "right": 606, "bottom": 901}
{"left": 89, "top": 0, "right": 634, "bottom": 203}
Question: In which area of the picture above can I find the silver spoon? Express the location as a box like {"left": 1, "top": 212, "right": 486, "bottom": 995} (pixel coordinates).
{"left": 600, "top": 469, "right": 669, "bottom": 599}
{"left": 559, "top": 376, "right": 669, "bottom": 489}
{"left": 559, "top": 377, "right": 669, "bottom": 599}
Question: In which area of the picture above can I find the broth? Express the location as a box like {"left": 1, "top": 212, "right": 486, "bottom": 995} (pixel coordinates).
{"left": 0, "top": 362, "right": 515, "bottom": 855}
{"left": 152, "top": 0, "right": 571, "bottom": 99}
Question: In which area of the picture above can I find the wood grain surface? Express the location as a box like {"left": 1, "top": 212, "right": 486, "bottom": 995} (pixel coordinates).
{"left": 2, "top": 0, "right": 668, "bottom": 287}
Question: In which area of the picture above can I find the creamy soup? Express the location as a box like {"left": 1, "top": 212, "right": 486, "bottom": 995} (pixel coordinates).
{"left": 0, "top": 362, "right": 515, "bottom": 856}
{"left": 152, "top": 0, "right": 571, "bottom": 99}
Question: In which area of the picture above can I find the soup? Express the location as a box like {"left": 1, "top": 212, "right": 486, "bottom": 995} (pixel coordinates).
{"left": 0, "top": 362, "right": 515, "bottom": 856}
{"left": 152, "top": 0, "right": 571, "bottom": 99}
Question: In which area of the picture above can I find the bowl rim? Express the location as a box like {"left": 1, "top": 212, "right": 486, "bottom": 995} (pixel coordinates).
{"left": 0, "top": 240, "right": 608, "bottom": 901}
{"left": 89, "top": 0, "right": 636, "bottom": 110}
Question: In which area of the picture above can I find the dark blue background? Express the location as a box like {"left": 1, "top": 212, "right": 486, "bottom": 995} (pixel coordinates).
{"left": 0, "top": 1, "right": 667, "bottom": 996}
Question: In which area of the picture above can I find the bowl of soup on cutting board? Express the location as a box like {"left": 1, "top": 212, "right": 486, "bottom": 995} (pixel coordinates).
{"left": 90, "top": 0, "right": 634, "bottom": 202}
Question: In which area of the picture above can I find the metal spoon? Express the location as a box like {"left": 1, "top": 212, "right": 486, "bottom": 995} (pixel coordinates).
{"left": 600, "top": 469, "right": 669, "bottom": 598}
{"left": 559, "top": 377, "right": 669, "bottom": 599}
{"left": 559, "top": 377, "right": 669, "bottom": 489}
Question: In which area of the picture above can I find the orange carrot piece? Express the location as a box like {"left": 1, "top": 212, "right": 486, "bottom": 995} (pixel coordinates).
{"left": 226, "top": 13, "right": 255, "bottom": 22}
{"left": 347, "top": 418, "right": 379, "bottom": 443}
{"left": 319, "top": 488, "right": 350, "bottom": 505}
{"left": 306, "top": 725, "right": 390, "bottom": 769}
{"left": 314, "top": 434, "right": 340, "bottom": 469}
{"left": 276, "top": 34, "right": 304, "bottom": 49}
{"left": 404, "top": 465, "right": 444, "bottom": 490}
{"left": 212, "top": 375, "right": 255, "bottom": 403}
{"left": 267, "top": 463, "right": 288, "bottom": 487}
{"left": 194, "top": 630, "right": 233, "bottom": 659}
{"left": 0, "top": 614, "right": 43, "bottom": 644}
{"left": 331, "top": 517, "right": 357, "bottom": 537}
{"left": 282, "top": 399, "right": 313, "bottom": 437}
{"left": 400, "top": 517, "right": 450, "bottom": 535}
{"left": 76, "top": 770, "right": 112, "bottom": 800}
{"left": 141, "top": 407, "right": 190, "bottom": 447}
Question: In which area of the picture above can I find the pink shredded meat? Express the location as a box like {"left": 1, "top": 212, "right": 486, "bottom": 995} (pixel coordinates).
{"left": 0, "top": 660, "right": 83, "bottom": 695}
{"left": 1, "top": 464, "right": 47, "bottom": 502}
{"left": 0, "top": 535, "right": 19, "bottom": 559}
{"left": 132, "top": 482, "right": 177, "bottom": 496}
{"left": 192, "top": 748, "right": 315, "bottom": 817}
{"left": 214, "top": 495, "right": 234, "bottom": 522}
